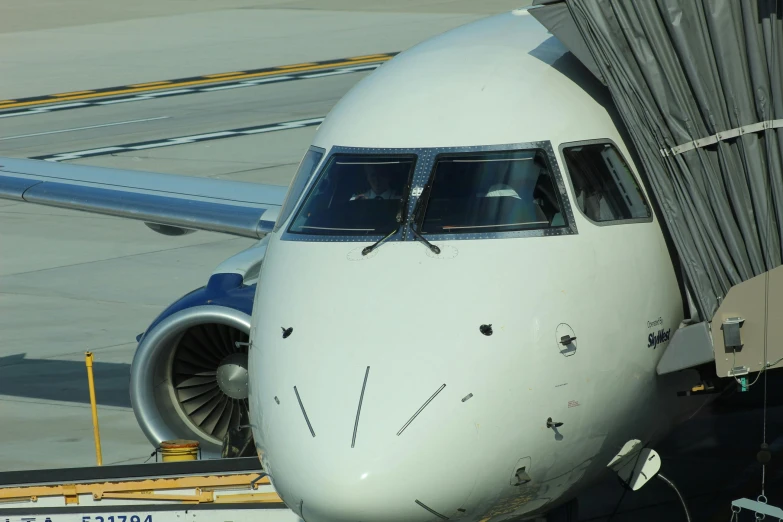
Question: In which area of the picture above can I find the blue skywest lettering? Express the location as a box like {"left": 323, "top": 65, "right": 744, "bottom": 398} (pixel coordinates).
{"left": 648, "top": 328, "right": 671, "bottom": 349}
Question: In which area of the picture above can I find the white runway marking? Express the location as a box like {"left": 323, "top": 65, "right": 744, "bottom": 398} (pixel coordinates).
{"left": 0, "top": 116, "right": 170, "bottom": 141}
{"left": 0, "top": 63, "right": 382, "bottom": 119}
{"left": 33, "top": 117, "right": 325, "bottom": 162}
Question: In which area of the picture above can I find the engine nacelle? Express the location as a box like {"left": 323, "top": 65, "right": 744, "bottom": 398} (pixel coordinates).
{"left": 130, "top": 272, "right": 256, "bottom": 457}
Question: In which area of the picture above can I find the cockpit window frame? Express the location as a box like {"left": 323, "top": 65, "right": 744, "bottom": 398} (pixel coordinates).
{"left": 413, "top": 144, "right": 576, "bottom": 241}
{"left": 280, "top": 141, "right": 578, "bottom": 243}
{"left": 273, "top": 145, "right": 326, "bottom": 233}
{"left": 283, "top": 149, "right": 418, "bottom": 242}
{"left": 558, "top": 139, "right": 654, "bottom": 227}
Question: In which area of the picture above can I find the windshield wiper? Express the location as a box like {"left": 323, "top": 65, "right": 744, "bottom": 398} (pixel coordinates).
{"left": 361, "top": 184, "right": 440, "bottom": 256}
{"left": 362, "top": 225, "right": 399, "bottom": 256}
{"left": 409, "top": 223, "right": 440, "bottom": 254}
{"left": 361, "top": 192, "right": 411, "bottom": 256}
{"left": 409, "top": 184, "right": 440, "bottom": 255}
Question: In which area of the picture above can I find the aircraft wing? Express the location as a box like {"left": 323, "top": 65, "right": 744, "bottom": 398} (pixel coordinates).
{"left": 0, "top": 157, "right": 288, "bottom": 238}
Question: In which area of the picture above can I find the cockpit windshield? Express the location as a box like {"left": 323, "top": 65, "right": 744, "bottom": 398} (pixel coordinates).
{"left": 288, "top": 154, "right": 415, "bottom": 236}
{"left": 419, "top": 149, "right": 564, "bottom": 234}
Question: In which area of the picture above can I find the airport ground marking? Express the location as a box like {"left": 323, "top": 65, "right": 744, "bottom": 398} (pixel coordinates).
{"left": 0, "top": 53, "right": 396, "bottom": 118}
{"left": 32, "top": 117, "right": 326, "bottom": 162}
{"left": 0, "top": 64, "right": 378, "bottom": 119}
{"left": 0, "top": 116, "right": 170, "bottom": 141}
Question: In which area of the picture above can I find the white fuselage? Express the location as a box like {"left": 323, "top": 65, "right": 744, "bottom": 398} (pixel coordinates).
{"left": 247, "top": 9, "right": 706, "bottom": 522}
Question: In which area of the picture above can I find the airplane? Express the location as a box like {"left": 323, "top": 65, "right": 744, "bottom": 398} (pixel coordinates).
{"left": 0, "top": 6, "right": 715, "bottom": 522}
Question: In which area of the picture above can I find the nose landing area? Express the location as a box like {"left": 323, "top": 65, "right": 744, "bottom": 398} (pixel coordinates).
{"left": 255, "top": 342, "right": 482, "bottom": 521}
{"left": 264, "top": 384, "right": 479, "bottom": 521}
{"left": 269, "top": 398, "right": 479, "bottom": 522}
{"left": 296, "top": 476, "right": 467, "bottom": 522}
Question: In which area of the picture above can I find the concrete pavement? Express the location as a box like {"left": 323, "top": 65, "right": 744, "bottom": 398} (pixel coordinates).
{"left": 0, "top": 0, "right": 529, "bottom": 471}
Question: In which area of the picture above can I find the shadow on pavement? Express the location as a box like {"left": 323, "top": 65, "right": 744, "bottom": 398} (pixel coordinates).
{"left": 0, "top": 352, "right": 131, "bottom": 408}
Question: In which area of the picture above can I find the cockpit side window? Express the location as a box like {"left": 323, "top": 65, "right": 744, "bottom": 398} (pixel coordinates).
{"left": 561, "top": 143, "right": 651, "bottom": 223}
{"left": 274, "top": 147, "right": 324, "bottom": 232}
{"left": 288, "top": 153, "right": 416, "bottom": 236}
{"left": 419, "top": 149, "right": 565, "bottom": 234}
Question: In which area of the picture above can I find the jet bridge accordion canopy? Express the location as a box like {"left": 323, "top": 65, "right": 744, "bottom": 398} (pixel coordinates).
{"left": 532, "top": 0, "right": 783, "bottom": 320}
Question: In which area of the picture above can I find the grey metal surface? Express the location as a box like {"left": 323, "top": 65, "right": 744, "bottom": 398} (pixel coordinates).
{"left": 531, "top": 1, "right": 783, "bottom": 321}
{"left": 216, "top": 353, "right": 250, "bottom": 400}
{"left": 656, "top": 321, "right": 715, "bottom": 375}
{"left": 0, "top": 156, "right": 287, "bottom": 203}
{"left": 732, "top": 498, "right": 783, "bottom": 519}
{"left": 0, "top": 174, "right": 38, "bottom": 199}
{"left": 0, "top": 157, "right": 286, "bottom": 238}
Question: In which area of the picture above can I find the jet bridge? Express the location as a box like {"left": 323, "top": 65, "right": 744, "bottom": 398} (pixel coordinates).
{"left": 530, "top": 0, "right": 783, "bottom": 379}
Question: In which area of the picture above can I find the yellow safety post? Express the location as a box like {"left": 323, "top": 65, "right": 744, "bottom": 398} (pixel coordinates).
{"left": 85, "top": 352, "right": 103, "bottom": 466}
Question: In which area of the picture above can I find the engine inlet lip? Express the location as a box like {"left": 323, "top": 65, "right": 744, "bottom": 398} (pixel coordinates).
{"left": 129, "top": 305, "right": 251, "bottom": 454}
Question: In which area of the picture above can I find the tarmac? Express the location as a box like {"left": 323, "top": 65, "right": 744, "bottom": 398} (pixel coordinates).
{"left": 0, "top": 0, "right": 520, "bottom": 470}
{"left": 0, "top": 1, "right": 781, "bottom": 521}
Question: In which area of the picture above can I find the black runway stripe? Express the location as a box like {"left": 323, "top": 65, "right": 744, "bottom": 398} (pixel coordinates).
{"left": 0, "top": 53, "right": 396, "bottom": 118}
{"left": 31, "top": 117, "right": 325, "bottom": 162}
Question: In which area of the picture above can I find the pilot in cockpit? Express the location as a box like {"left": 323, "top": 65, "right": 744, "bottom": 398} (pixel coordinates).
{"left": 350, "top": 166, "right": 402, "bottom": 200}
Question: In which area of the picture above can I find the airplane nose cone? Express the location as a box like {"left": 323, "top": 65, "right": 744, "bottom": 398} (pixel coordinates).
{"left": 273, "top": 456, "right": 473, "bottom": 522}
{"left": 253, "top": 360, "right": 481, "bottom": 522}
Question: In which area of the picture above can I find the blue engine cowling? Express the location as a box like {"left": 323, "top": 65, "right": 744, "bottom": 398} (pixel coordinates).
{"left": 139, "top": 273, "right": 255, "bottom": 341}
{"left": 129, "top": 272, "right": 258, "bottom": 456}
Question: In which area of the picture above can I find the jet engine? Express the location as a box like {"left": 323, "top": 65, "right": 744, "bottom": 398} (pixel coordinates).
{"left": 129, "top": 271, "right": 257, "bottom": 457}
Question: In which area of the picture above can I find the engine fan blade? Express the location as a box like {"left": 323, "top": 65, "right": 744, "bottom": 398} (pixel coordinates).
{"left": 212, "top": 399, "right": 235, "bottom": 440}
{"left": 169, "top": 322, "right": 252, "bottom": 444}
{"left": 177, "top": 339, "right": 221, "bottom": 369}
{"left": 200, "top": 324, "right": 230, "bottom": 359}
{"left": 182, "top": 327, "right": 223, "bottom": 364}
{"left": 188, "top": 392, "right": 225, "bottom": 427}
{"left": 216, "top": 324, "right": 235, "bottom": 358}
{"left": 172, "top": 359, "right": 217, "bottom": 379}
{"left": 174, "top": 374, "right": 217, "bottom": 389}
{"left": 179, "top": 383, "right": 221, "bottom": 406}
{"left": 199, "top": 395, "right": 230, "bottom": 436}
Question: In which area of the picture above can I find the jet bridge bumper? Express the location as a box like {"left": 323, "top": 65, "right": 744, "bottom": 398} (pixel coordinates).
{"left": 657, "top": 264, "right": 783, "bottom": 379}
{"left": 709, "top": 265, "right": 783, "bottom": 378}
{"left": 0, "top": 457, "right": 298, "bottom": 522}
{"left": 656, "top": 322, "right": 714, "bottom": 376}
